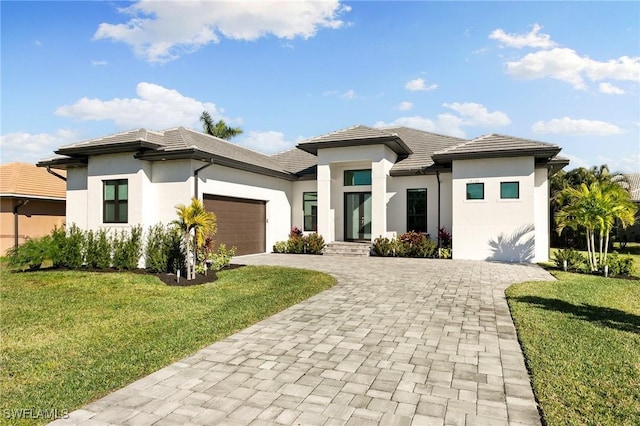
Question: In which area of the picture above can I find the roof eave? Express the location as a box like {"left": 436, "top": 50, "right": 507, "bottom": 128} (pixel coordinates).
{"left": 56, "top": 140, "right": 163, "bottom": 156}
{"left": 36, "top": 157, "right": 88, "bottom": 170}
{"left": 297, "top": 136, "right": 413, "bottom": 156}
{"left": 432, "top": 148, "right": 561, "bottom": 163}
{"left": 136, "top": 149, "right": 298, "bottom": 181}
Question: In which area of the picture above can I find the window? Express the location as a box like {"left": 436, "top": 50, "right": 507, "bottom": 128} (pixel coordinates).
{"left": 466, "top": 183, "right": 484, "bottom": 200}
{"left": 303, "top": 192, "right": 317, "bottom": 232}
{"left": 501, "top": 182, "right": 519, "bottom": 199}
{"left": 407, "top": 189, "right": 427, "bottom": 233}
{"left": 344, "top": 169, "right": 372, "bottom": 186}
{"left": 104, "top": 179, "right": 128, "bottom": 223}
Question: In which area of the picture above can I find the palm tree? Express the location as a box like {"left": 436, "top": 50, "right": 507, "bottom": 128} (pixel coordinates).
{"left": 172, "top": 198, "right": 217, "bottom": 279}
{"left": 556, "top": 181, "right": 637, "bottom": 271}
{"left": 200, "top": 111, "right": 243, "bottom": 140}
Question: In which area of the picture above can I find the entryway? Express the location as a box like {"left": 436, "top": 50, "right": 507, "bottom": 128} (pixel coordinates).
{"left": 344, "top": 192, "right": 371, "bottom": 241}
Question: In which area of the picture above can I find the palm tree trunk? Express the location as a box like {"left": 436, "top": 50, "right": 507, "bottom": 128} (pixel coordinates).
{"left": 603, "top": 228, "right": 610, "bottom": 265}
{"left": 590, "top": 230, "right": 598, "bottom": 271}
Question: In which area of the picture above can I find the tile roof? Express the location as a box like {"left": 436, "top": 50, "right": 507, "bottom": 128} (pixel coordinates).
{"left": 380, "top": 127, "right": 467, "bottom": 174}
{"left": 0, "top": 162, "right": 66, "bottom": 199}
{"left": 39, "top": 126, "right": 566, "bottom": 181}
{"left": 432, "top": 133, "right": 561, "bottom": 161}
{"left": 624, "top": 172, "right": 640, "bottom": 202}
{"left": 297, "top": 125, "right": 413, "bottom": 156}
{"left": 270, "top": 148, "right": 318, "bottom": 176}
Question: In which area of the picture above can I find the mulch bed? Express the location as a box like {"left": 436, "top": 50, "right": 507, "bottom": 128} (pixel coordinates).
{"left": 17, "top": 264, "right": 246, "bottom": 287}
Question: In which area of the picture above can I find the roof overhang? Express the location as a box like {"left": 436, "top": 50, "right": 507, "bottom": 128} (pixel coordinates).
{"left": 297, "top": 136, "right": 413, "bottom": 156}
{"left": 432, "top": 147, "right": 561, "bottom": 163}
{"left": 545, "top": 156, "right": 570, "bottom": 176}
{"left": 0, "top": 193, "right": 66, "bottom": 201}
{"left": 136, "top": 149, "right": 297, "bottom": 181}
{"left": 36, "top": 156, "right": 88, "bottom": 170}
{"left": 56, "top": 140, "right": 163, "bottom": 156}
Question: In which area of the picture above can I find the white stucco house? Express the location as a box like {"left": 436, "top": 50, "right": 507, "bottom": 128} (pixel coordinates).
{"left": 38, "top": 125, "right": 568, "bottom": 262}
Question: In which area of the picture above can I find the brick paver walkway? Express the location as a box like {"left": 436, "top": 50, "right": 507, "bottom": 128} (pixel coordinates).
{"left": 52, "top": 255, "right": 554, "bottom": 426}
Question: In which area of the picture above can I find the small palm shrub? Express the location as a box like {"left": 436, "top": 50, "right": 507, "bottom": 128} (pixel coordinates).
{"left": 553, "top": 248, "right": 587, "bottom": 271}
{"left": 372, "top": 237, "right": 393, "bottom": 256}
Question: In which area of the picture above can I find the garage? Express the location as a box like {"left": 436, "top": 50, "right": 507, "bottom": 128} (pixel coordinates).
{"left": 203, "top": 194, "right": 266, "bottom": 256}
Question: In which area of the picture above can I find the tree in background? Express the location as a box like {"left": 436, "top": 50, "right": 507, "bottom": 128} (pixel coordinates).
{"left": 200, "top": 111, "right": 243, "bottom": 140}
{"left": 556, "top": 181, "right": 636, "bottom": 271}
{"left": 172, "top": 198, "right": 217, "bottom": 280}
{"left": 550, "top": 164, "right": 631, "bottom": 248}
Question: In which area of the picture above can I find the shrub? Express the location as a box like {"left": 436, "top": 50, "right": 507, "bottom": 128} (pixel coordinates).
{"left": 145, "top": 224, "right": 169, "bottom": 273}
{"left": 553, "top": 248, "right": 586, "bottom": 271}
{"left": 85, "top": 229, "right": 111, "bottom": 269}
{"left": 306, "top": 233, "right": 325, "bottom": 254}
{"left": 398, "top": 232, "right": 435, "bottom": 257}
{"left": 112, "top": 226, "right": 143, "bottom": 270}
{"left": 273, "top": 241, "right": 288, "bottom": 253}
{"left": 210, "top": 244, "right": 237, "bottom": 271}
{"left": 59, "top": 224, "right": 85, "bottom": 269}
{"left": 438, "top": 248, "right": 452, "bottom": 259}
{"left": 438, "top": 227, "right": 452, "bottom": 248}
{"left": 165, "top": 227, "right": 185, "bottom": 274}
{"left": 605, "top": 252, "right": 635, "bottom": 276}
{"left": 372, "top": 237, "right": 393, "bottom": 256}
{"left": 49, "top": 226, "right": 67, "bottom": 268}
{"left": 289, "top": 226, "right": 303, "bottom": 239}
{"left": 6, "top": 236, "right": 54, "bottom": 270}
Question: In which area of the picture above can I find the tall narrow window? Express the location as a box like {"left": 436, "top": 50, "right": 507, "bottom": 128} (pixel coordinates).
{"left": 104, "top": 179, "right": 128, "bottom": 223}
{"left": 466, "top": 183, "right": 484, "bottom": 200}
{"left": 407, "top": 188, "right": 427, "bottom": 233}
{"left": 303, "top": 192, "right": 317, "bottom": 232}
{"left": 500, "top": 182, "right": 519, "bottom": 199}
{"left": 344, "top": 169, "right": 372, "bottom": 186}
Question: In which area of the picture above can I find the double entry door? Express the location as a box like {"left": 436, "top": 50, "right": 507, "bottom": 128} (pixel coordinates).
{"left": 344, "top": 192, "right": 371, "bottom": 241}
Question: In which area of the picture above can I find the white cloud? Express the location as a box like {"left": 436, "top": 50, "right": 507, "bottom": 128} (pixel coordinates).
{"left": 55, "top": 82, "right": 220, "bottom": 129}
{"left": 506, "top": 48, "right": 640, "bottom": 90}
{"left": 374, "top": 102, "right": 510, "bottom": 138}
{"left": 599, "top": 82, "right": 625, "bottom": 94}
{"left": 91, "top": 60, "right": 108, "bottom": 66}
{"left": 531, "top": 117, "right": 623, "bottom": 136}
{"left": 405, "top": 78, "right": 438, "bottom": 92}
{"left": 341, "top": 89, "right": 357, "bottom": 100}
{"left": 442, "top": 102, "right": 511, "bottom": 127}
{"left": 0, "top": 129, "right": 78, "bottom": 163}
{"left": 238, "top": 130, "right": 300, "bottom": 154}
{"left": 597, "top": 153, "right": 640, "bottom": 173}
{"left": 396, "top": 101, "right": 413, "bottom": 111}
{"left": 489, "top": 23, "right": 556, "bottom": 49}
{"left": 94, "top": 0, "right": 351, "bottom": 62}
{"left": 33, "top": 40, "right": 42, "bottom": 47}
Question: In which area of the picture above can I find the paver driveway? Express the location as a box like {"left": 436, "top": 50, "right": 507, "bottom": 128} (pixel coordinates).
{"left": 53, "top": 255, "right": 554, "bottom": 426}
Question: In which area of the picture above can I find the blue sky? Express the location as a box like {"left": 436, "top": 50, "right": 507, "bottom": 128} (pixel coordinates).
{"left": 1, "top": 1, "right": 639, "bottom": 172}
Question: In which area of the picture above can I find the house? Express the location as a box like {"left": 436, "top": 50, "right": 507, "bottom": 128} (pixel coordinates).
{"left": 618, "top": 172, "right": 640, "bottom": 243}
{"left": 37, "top": 125, "right": 568, "bottom": 262}
{"left": 0, "top": 162, "right": 66, "bottom": 255}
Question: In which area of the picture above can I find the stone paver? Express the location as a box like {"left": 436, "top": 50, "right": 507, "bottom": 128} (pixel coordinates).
{"left": 50, "top": 255, "right": 554, "bottom": 426}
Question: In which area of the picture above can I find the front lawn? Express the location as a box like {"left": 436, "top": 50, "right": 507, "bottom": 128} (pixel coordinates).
{"left": 0, "top": 266, "right": 335, "bottom": 424}
{"left": 506, "top": 272, "right": 640, "bottom": 425}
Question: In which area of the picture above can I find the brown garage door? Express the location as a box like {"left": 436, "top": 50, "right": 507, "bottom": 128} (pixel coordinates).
{"left": 203, "top": 194, "right": 266, "bottom": 256}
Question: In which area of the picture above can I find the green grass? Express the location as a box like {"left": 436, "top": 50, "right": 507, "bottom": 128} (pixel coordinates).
{"left": 507, "top": 272, "right": 640, "bottom": 425}
{"left": 0, "top": 266, "right": 335, "bottom": 424}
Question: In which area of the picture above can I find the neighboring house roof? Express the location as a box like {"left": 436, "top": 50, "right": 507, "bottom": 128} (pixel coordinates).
{"left": 432, "top": 133, "right": 562, "bottom": 162}
{"left": 0, "top": 162, "right": 66, "bottom": 199}
{"left": 625, "top": 172, "right": 640, "bottom": 202}
{"left": 38, "top": 125, "right": 565, "bottom": 180}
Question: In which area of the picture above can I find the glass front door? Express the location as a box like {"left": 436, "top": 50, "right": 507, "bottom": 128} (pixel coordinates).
{"left": 345, "top": 192, "right": 372, "bottom": 241}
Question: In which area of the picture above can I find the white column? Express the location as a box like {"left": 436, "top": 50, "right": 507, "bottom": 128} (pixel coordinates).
{"left": 371, "top": 159, "right": 387, "bottom": 240}
{"left": 317, "top": 163, "right": 334, "bottom": 243}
